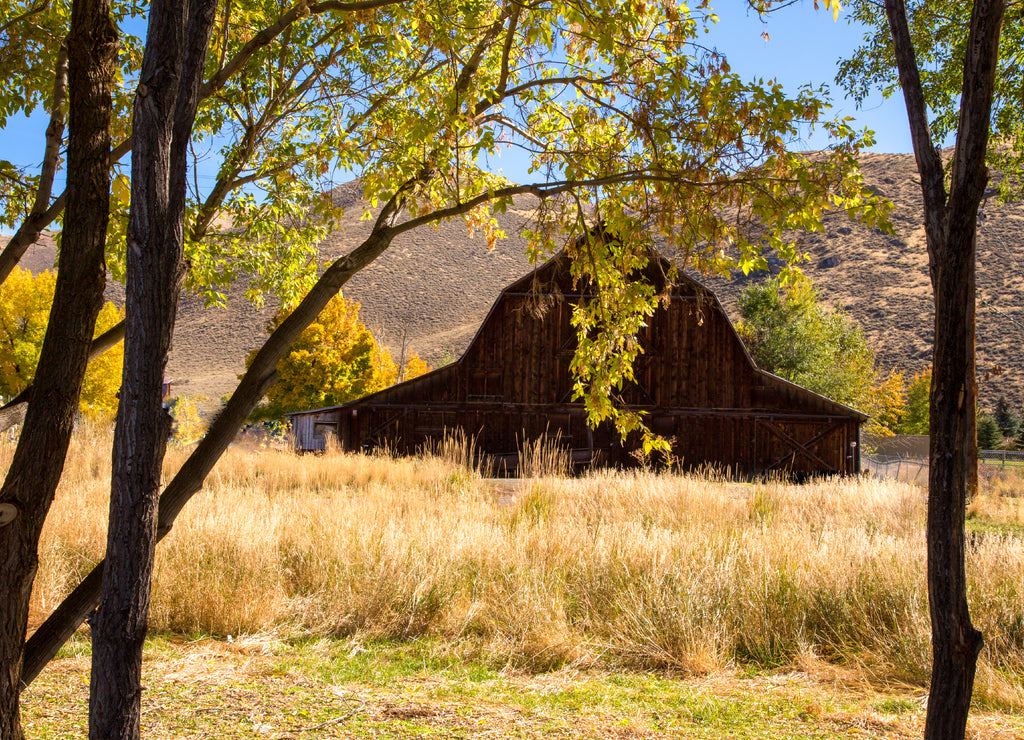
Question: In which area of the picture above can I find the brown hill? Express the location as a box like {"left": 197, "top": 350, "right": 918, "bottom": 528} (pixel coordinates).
{"left": 4, "top": 153, "right": 1023, "bottom": 414}
{"left": 707, "top": 151, "right": 1024, "bottom": 414}
{"left": 1, "top": 185, "right": 543, "bottom": 403}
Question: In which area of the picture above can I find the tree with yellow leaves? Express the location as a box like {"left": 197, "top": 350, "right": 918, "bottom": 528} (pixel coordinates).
{"left": 249, "top": 294, "right": 429, "bottom": 421}
{"left": 0, "top": 268, "right": 122, "bottom": 421}
{"left": 899, "top": 370, "right": 931, "bottom": 435}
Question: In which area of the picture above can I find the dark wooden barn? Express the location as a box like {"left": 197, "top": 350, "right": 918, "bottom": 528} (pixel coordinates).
{"left": 287, "top": 250, "right": 866, "bottom": 475}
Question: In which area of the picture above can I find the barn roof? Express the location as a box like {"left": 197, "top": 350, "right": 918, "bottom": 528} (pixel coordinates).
{"left": 289, "top": 248, "right": 868, "bottom": 423}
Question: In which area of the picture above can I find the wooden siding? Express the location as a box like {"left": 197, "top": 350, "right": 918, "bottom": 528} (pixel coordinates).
{"left": 287, "top": 251, "right": 865, "bottom": 475}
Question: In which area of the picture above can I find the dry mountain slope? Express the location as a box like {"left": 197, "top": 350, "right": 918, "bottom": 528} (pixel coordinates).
{"left": 4, "top": 153, "right": 1023, "bottom": 412}
{"left": 1, "top": 183, "right": 544, "bottom": 402}
{"left": 708, "top": 151, "right": 1024, "bottom": 412}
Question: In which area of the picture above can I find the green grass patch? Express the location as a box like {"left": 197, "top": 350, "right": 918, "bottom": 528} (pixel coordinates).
{"left": 965, "top": 517, "right": 1024, "bottom": 538}
{"left": 20, "top": 636, "right": 1024, "bottom": 739}
{"left": 872, "top": 697, "right": 919, "bottom": 715}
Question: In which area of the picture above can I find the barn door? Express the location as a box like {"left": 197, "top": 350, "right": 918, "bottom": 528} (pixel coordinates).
{"left": 756, "top": 419, "right": 845, "bottom": 474}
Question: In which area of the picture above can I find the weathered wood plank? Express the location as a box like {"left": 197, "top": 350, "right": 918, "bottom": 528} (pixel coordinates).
{"left": 286, "top": 250, "right": 865, "bottom": 476}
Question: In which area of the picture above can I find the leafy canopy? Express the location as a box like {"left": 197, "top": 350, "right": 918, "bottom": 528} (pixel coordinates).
{"left": 900, "top": 369, "right": 930, "bottom": 435}
{"left": 0, "top": 267, "right": 123, "bottom": 420}
{"left": 248, "top": 294, "right": 428, "bottom": 421}
{"left": 838, "top": 0, "right": 1024, "bottom": 197}
{"left": 168, "top": 396, "right": 209, "bottom": 445}
{"left": 736, "top": 276, "right": 903, "bottom": 437}
{"left": 2, "top": 0, "right": 889, "bottom": 439}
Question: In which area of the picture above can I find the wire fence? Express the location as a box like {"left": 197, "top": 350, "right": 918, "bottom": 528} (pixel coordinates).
{"left": 978, "top": 449, "right": 1024, "bottom": 467}
{"left": 864, "top": 449, "right": 1024, "bottom": 485}
{"left": 863, "top": 455, "right": 929, "bottom": 485}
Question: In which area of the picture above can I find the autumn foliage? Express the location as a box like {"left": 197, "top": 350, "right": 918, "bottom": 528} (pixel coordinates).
{"left": 0, "top": 267, "right": 122, "bottom": 421}
{"left": 249, "top": 294, "right": 429, "bottom": 421}
{"left": 736, "top": 276, "right": 905, "bottom": 437}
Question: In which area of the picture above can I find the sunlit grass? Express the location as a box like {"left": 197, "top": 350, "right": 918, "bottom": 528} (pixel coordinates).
{"left": 24, "top": 423, "right": 1024, "bottom": 710}
{"left": 21, "top": 636, "right": 1024, "bottom": 739}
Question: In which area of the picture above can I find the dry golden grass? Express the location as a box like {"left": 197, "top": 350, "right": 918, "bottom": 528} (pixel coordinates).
{"left": 973, "top": 466, "right": 1024, "bottom": 526}
{"left": 25, "top": 425, "right": 1024, "bottom": 708}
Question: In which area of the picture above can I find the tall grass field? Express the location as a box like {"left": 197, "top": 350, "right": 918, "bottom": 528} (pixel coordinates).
{"left": 23, "top": 426, "right": 1024, "bottom": 709}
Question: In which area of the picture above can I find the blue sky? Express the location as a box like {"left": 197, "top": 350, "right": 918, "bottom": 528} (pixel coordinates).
{"left": 703, "top": 1, "right": 912, "bottom": 153}
{"left": 477, "top": 2, "right": 914, "bottom": 185}
{"left": 1, "top": 1, "right": 914, "bottom": 230}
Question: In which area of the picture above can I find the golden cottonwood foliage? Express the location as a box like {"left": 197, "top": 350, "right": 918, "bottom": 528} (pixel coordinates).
{"left": 169, "top": 396, "right": 209, "bottom": 444}
{"left": 250, "top": 294, "right": 429, "bottom": 420}
{"left": 0, "top": 267, "right": 123, "bottom": 420}
{"left": 859, "top": 369, "right": 907, "bottom": 439}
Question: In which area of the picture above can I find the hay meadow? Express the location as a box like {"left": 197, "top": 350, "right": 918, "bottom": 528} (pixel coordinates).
{"left": 20, "top": 425, "right": 1024, "bottom": 730}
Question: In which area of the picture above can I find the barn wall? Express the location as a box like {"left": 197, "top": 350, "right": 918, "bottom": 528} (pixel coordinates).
{"left": 289, "top": 253, "right": 865, "bottom": 475}
{"left": 291, "top": 412, "right": 325, "bottom": 452}
{"left": 309, "top": 404, "right": 859, "bottom": 475}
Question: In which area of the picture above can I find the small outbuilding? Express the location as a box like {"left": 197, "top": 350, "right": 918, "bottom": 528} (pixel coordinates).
{"left": 288, "top": 249, "right": 865, "bottom": 475}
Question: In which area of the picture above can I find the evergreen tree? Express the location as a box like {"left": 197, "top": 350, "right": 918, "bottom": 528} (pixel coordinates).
{"left": 993, "top": 395, "right": 1019, "bottom": 438}
{"left": 977, "top": 411, "right": 1001, "bottom": 450}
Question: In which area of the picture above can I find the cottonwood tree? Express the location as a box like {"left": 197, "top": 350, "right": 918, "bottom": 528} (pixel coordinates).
{"left": 249, "top": 294, "right": 429, "bottom": 422}
{"left": 0, "top": 0, "right": 405, "bottom": 734}
{"left": 0, "top": 267, "right": 122, "bottom": 420}
{"left": 0, "top": 0, "right": 389, "bottom": 301}
{"left": 838, "top": 0, "right": 1006, "bottom": 737}
{"left": 0, "top": 0, "right": 116, "bottom": 736}
{"left": 88, "top": 0, "right": 218, "bottom": 736}
{"left": 2, "top": 1, "right": 888, "bottom": 737}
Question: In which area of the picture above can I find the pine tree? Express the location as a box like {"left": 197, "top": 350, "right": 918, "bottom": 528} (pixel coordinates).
{"left": 977, "top": 411, "right": 1001, "bottom": 450}
{"left": 993, "top": 395, "right": 1019, "bottom": 438}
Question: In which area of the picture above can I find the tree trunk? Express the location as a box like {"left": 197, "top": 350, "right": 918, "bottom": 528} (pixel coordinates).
{"left": 88, "top": 0, "right": 216, "bottom": 737}
{"left": 882, "top": 1, "right": 1003, "bottom": 738}
{"left": 22, "top": 193, "right": 414, "bottom": 686}
{"left": 926, "top": 226, "right": 985, "bottom": 739}
{"left": 0, "top": 0, "right": 116, "bottom": 737}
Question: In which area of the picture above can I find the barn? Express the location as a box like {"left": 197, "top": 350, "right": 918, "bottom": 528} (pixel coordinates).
{"left": 287, "top": 248, "right": 866, "bottom": 475}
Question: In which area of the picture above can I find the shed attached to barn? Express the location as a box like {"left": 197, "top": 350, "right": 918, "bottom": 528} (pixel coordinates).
{"left": 287, "top": 249, "right": 866, "bottom": 475}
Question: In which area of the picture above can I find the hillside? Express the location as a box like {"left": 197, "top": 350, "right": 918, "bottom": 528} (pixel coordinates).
{"left": 4, "top": 152, "right": 1023, "bottom": 413}
{"left": 707, "top": 152, "right": 1024, "bottom": 413}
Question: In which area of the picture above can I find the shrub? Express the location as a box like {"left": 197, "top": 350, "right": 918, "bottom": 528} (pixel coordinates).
{"left": 248, "top": 294, "right": 429, "bottom": 421}
{"left": 899, "top": 369, "right": 930, "bottom": 435}
{"left": 736, "top": 277, "right": 904, "bottom": 436}
{"left": 0, "top": 266, "right": 123, "bottom": 421}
